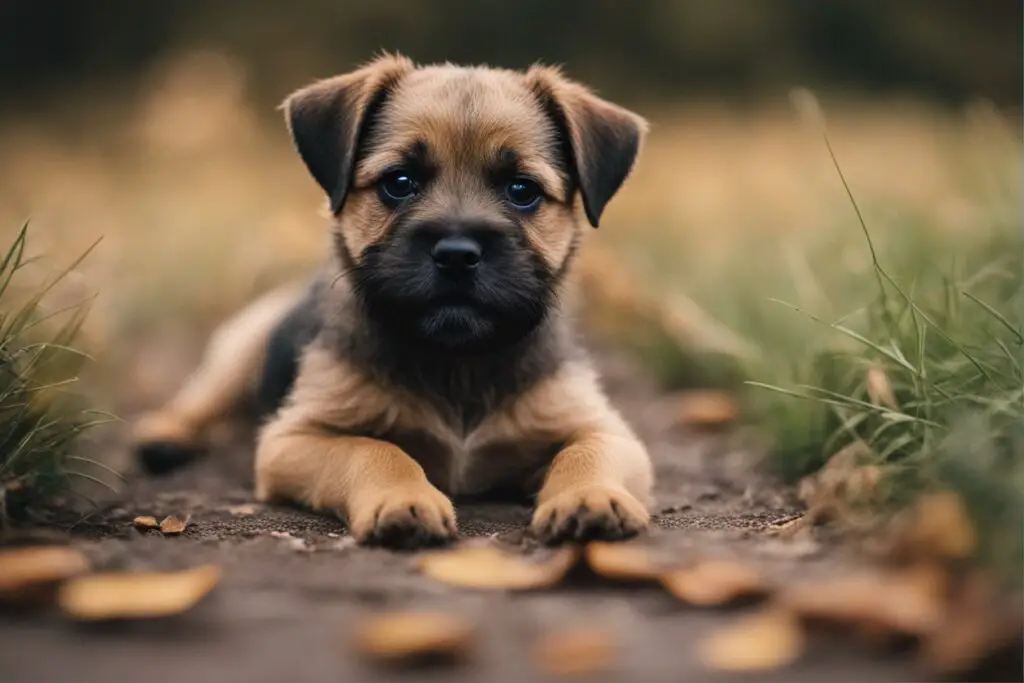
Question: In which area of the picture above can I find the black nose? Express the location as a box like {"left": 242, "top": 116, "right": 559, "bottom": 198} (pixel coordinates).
{"left": 431, "top": 236, "right": 482, "bottom": 271}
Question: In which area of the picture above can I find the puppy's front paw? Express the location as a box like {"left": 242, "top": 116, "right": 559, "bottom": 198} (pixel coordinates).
{"left": 349, "top": 483, "right": 457, "bottom": 550}
{"left": 531, "top": 485, "right": 650, "bottom": 544}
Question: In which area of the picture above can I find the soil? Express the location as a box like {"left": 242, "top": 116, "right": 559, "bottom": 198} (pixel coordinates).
{"left": 0, "top": 338, "right": 986, "bottom": 683}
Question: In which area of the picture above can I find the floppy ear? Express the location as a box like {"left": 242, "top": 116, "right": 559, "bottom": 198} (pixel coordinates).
{"left": 526, "top": 66, "right": 648, "bottom": 228}
{"left": 281, "top": 53, "right": 414, "bottom": 214}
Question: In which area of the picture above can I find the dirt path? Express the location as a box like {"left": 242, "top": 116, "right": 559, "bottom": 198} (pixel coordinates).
{"left": 0, "top": 340, "right": 937, "bottom": 683}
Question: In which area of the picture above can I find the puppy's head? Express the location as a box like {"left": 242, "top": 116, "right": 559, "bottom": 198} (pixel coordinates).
{"left": 282, "top": 53, "right": 647, "bottom": 352}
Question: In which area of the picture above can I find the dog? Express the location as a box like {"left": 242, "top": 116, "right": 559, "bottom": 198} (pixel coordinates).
{"left": 130, "top": 53, "right": 655, "bottom": 549}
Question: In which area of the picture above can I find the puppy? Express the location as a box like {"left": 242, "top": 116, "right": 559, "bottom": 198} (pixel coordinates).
{"left": 131, "top": 53, "right": 655, "bottom": 549}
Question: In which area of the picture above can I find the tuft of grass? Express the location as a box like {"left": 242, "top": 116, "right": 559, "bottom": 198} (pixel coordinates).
{"left": 607, "top": 98, "right": 1022, "bottom": 584}
{"left": 0, "top": 221, "right": 116, "bottom": 525}
{"left": 747, "top": 112, "right": 1022, "bottom": 582}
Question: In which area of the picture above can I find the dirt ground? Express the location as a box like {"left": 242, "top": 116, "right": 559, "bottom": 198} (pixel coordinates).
{"left": 0, "top": 338, "right": 993, "bottom": 683}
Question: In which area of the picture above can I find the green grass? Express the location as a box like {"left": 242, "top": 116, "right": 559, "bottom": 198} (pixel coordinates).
{"left": 613, "top": 104, "right": 1022, "bottom": 583}
{"left": 0, "top": 221, "right": 117, "bottom": 525}
{"left": 752, "top": 126, "right": 1021, "bottom": 581}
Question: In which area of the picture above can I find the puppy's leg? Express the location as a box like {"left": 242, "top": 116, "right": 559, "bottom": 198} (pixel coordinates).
{"left": 131, "top": 282, "right": 304, "bottom": 474}
{"left": 255, "top": 420, "right": 456, "bottom": 548}
{"left": 531, "top": 424, "right": 653, "bottom": 543}
{"left": 478, "top": 362, "right": 655, "bottom": 544}
{"left": 514, "top": 363, "right": 654, "bottom": 543}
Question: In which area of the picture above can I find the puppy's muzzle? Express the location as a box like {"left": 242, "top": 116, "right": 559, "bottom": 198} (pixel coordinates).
{"left": 431, "top": 236, "right": 481, "bottom": 273}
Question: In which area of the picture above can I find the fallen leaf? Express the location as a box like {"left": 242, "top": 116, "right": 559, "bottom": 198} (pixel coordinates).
{"left": 675, "top": 390, "right": 739, "bottom": 428}
{"left": 159, "top": 514, "right": 191, "bottom": 535}
{"left": 226, "top": 504, "right": 257, "bottom": 516}
{"left": 920, "top": 610, "right": 1023, "bottom": 678}
{"left": 891, "top": 491, "right": 977, "bottom": 563}
{"left": 797, "top": 441, "right": 884, "bottom": 529}
{"left": 534, "top": 628, "right": 617, "bottom": 677}
{"left": 352, "top": 611, "right": 474, "bottom": 666}
{"left": 0, "top": 546, "right": 91, "bottom": 603}
{"left": 896, "top": 562, "right": 952, "bottom": 604}
{"left": 660, "top": 558, "right": 771, "bottom": 606}
{"left": 57, "top": 564, "right": 222, "bottom": 621}
{"left": 133, "top": 516, "right": 159, "bottom": 530}
{"left": 777, "top": 568, "right": 944, "bottom": 635}
{"left": 584, "top": 542, "right": 662, "bottom": 582}
{"left": 917, "top": 572, "right": 1023, "bottom": 677}
{"left": 416, "top": 545, "right": 579, "bottom": 591}
{"left": 844, "top": 563, "right": 951, "bottom": 649}
{"left": 699, "top": 608, "right": 805, "bottom": 672}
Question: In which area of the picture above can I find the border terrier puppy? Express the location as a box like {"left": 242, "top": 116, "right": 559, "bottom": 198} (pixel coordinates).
{"left": 131, "top": 53, "right": 654, "bottom": 549}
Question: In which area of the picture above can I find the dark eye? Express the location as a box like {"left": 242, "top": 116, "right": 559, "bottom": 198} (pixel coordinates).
{"left": 504, "top": 178, "right": 543, "bottom": 210}
{"left": 378, "top": 170, "right": 419, "bottom": 205}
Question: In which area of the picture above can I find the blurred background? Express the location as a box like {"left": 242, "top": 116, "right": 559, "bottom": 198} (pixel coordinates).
{"left": 0, "top": 9, "right": 1021, "bottom": 670}
{"left": 0, "top": 1, "right": 1019, "bottom": 450}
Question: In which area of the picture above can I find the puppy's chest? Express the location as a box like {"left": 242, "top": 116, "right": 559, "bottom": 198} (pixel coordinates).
{"left": 383, "top": 423, "right": 562, "bottom": 498}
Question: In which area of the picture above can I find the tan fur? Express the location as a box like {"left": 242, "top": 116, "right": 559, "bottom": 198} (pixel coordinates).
{"left": 342, "top": 64, "right": 585, "bottom": 270}
{"left": 131, "top": 281, "right": 306, "bottom": 448}
{"left": 253, "top": 347, "right": 652, "bottom": 543}
{"left": 133, "top": 53, "right": 654, "bottom": 548}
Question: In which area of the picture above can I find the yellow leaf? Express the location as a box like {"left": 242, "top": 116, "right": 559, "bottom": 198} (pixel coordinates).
{"left": 58, "top": 564, "right": 222, "bottom": 621}
{"left": 352, "top": 611, "right": 474, "bottom": 666}
{"left": 699, "top": 608, "right": 805, "bottom": 672}
{"left": 894, "top": 492, "right": 977, "bottom": 563}
{"left": 777, "top": 568, "right": 944, "bottom": 635}
{"left": 917, "top": 571, "right": 1023, "bottom": 677}
{"left": 133, "top": 516, "right": 159, "bottom": 530}
{"left": 416, "top": 545, "right": 579, "bottom": 591}
{"left": 159, "top": 514, "right": 191, "bottom": 535}
{"left": 0, "top": 546, "right": 90, "bottom": 600}
{"left": 584, "top": 542, "right": 662, "bottom": 582}
{"left": 660, "top": 558, "right": 770, "bottom": 606}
